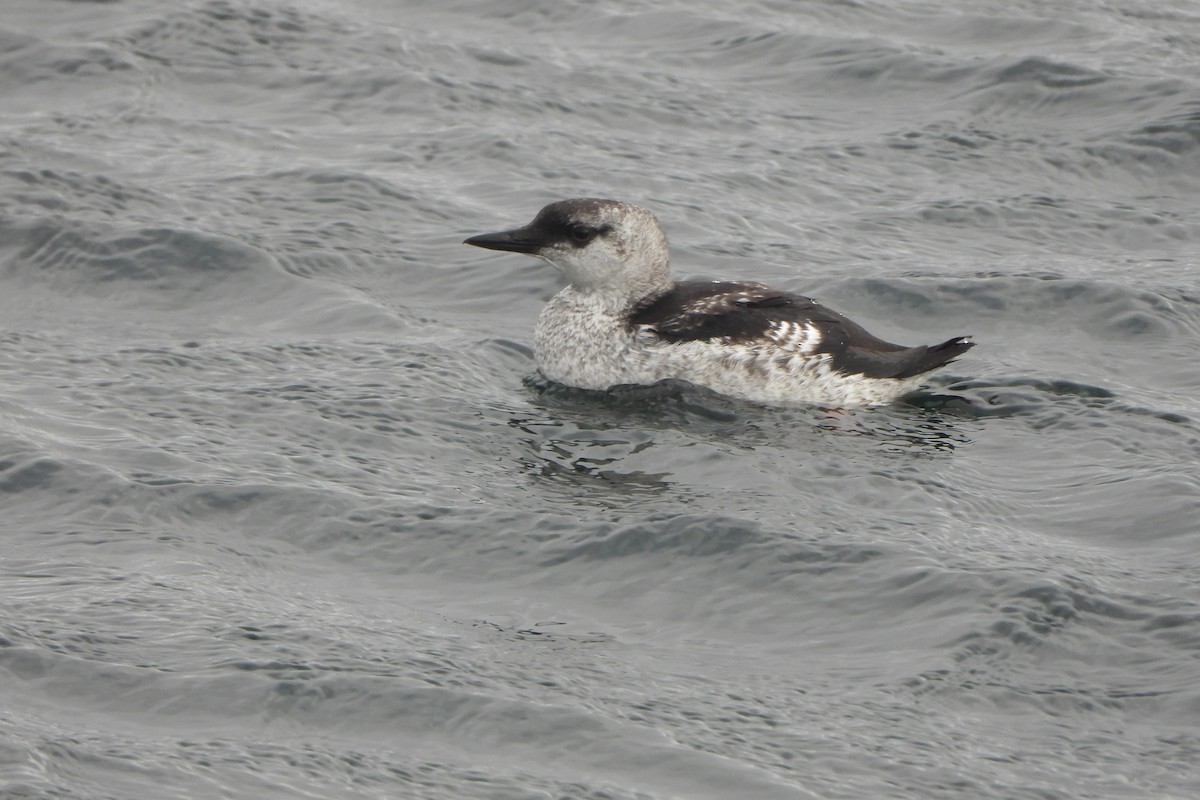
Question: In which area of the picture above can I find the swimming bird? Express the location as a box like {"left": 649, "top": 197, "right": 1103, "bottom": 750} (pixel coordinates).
{"left": 464, "top": 199, "right": 973, "bottom": 407}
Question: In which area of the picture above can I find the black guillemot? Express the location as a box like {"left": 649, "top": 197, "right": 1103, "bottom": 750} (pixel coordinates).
{"left": 465, "top": 198, "right": 973, "bottom": 407}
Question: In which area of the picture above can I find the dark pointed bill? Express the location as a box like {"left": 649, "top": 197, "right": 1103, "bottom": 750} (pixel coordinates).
{"left": 463, "top": 226, "right": 543, "bottom": 254}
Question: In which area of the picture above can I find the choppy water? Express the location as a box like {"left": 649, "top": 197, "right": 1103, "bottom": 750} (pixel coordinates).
{"left": 2, "top": 1, "right": 1199, "bottom": 798}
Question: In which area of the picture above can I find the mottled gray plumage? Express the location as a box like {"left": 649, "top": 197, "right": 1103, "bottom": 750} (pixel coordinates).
{"left": 465, "top": 199, "right": 973, "bottom": 407}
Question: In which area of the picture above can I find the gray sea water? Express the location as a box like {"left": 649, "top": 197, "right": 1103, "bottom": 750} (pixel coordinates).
{"left": 2, "top": 1, "right": 1199, "bottom": 798}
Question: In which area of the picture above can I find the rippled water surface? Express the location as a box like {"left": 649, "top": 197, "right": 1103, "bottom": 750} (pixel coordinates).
{"left": 2, "top": 1, "right": 1199, "bottom": 798}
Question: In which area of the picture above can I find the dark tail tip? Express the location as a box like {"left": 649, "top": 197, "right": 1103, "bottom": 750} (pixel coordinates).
{"left": 935, "top": 335, "right": 975, "bottom": 358}
{"left": 893, "top": 336, "right": 975, "bottom": 379}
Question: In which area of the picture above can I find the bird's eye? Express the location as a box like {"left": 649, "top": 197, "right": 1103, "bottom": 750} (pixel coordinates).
{"left": 568, "top": 225, "right": 595, "bottom": 244}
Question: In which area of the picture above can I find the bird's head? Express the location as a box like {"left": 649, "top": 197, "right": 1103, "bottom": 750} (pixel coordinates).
{"left": 465, "top": 198, "right": 672, "bottom": 305}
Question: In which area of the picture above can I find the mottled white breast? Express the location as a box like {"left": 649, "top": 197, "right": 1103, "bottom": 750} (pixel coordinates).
{"left": 533, "top": 288, "right": 669, "bottom": 390}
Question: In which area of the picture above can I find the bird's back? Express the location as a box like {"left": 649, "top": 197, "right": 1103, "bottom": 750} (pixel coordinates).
{"left": 629, "top": 280, "right": 973, "bottom": 381}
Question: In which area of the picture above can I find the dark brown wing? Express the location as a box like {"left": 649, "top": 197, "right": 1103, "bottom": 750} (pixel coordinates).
{"left": 628, "top": 281, "right": 973, "bottom": 379}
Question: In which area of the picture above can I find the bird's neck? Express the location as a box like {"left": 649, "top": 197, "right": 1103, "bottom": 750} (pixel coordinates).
{"left": 565, "top": 275, "right": 674, "bottom": 316}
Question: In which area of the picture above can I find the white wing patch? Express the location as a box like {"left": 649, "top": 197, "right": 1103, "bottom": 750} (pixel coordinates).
{"left": 763, "top": 320, "right": 822, "bottom": 355}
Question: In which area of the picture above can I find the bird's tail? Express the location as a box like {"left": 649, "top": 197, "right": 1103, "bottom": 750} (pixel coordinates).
{"left": 892, "top": 336, "right": 975, "bottom": 379}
